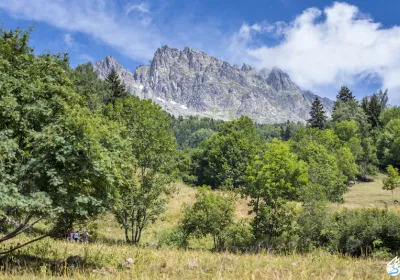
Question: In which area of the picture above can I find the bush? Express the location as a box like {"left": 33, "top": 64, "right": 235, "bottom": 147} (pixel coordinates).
{"left": 328, "top": 208, "right": 400, "bottom": 256}
{"left": 223, "top": 220, "right": 254, "bottom": 249}
{"left": 159, "top": 227, "right": 189, "bottom": 248}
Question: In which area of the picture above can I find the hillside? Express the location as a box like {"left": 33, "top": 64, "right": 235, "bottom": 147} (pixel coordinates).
{"left": 94, "top": 46, "right": 334, "bottom": 124}
{"left": 1, "top": 177, "right": 397, "bottom": 280}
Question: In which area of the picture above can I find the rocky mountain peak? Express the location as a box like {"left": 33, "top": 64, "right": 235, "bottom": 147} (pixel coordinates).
{"left": 266, "top": 66, "right": 299, "bottom": 92}
{"left": 241, "top": 63, "right": 254, "bottom": 72}
{"left": 94, "top": 46, "right": 334, "bottom": 124}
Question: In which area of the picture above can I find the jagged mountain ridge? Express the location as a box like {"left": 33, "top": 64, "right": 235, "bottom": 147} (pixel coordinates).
{"left": 94, "top": 46, "right": 333, "bottom": 124}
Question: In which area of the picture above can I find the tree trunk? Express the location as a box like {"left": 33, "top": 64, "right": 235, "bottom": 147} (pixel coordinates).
{"left": 123, "top": 211, "right": 129, "bottom": 243}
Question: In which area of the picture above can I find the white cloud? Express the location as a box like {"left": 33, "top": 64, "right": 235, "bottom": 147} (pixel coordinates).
{"left": 64, "top": 33, "right": 73, "bottom": 47}
{"left": 2, "top": 0, "right": 400, "bottom": 103}
{"left": 230, "top": 2, "right": 400, "bottom": 103}
{"left": 126, "top": 2, "right": 150, "bottom": 14}
{"left": 0, "top": 0, "right": 163, "bottom": 62}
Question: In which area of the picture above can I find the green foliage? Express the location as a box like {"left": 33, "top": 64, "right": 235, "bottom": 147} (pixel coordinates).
{"left": 331, "top": 99, "right": 378, "bottom": 178}
{"left": 0, "top": 28, "right": 125, "bottom": 250}
{"left": 361, "top": 90, "right": 388, "bottom": 127}
{"left": 307, "top": 97, "right": 327, "bottom": 129}
{"left": 383, "top": 165, "right": 400, "bottom": 197}
{"left": 170, "top": 116, "right": 221, "bottom": 148}
{"left": 243, "top": 140, "right": 308, "bottom": 246}
{"left": 181, "top": 186, "right": 236, "bottom": 250}
{"left": 328, "top": 208, "right": 400, "bottom": 256}
{"left": 377, "top": 119, "right": 400, "bottom": 168}
{"left": 291, "top": 128, "right": 358, "bottom": 201}
{"left": 380, "top": 106, "right": 400, "bottom": 127}
{"left": 105, "top": 68, "right": 128, "bottom": 104}
{"left": 222, "top": 220, "right": 255, "bottom": 249}
{"left": 335, "top": 86, "right": 355, "bottom": 104}
{"left": 244, "top": 140, "right": 308, "bottom": 206}
{"left": 73, "top": 62, "right": 110, "bottom": 110}
{"left": 108, "top": 97, "right": 176, "bottom": 244}
{"left": 334, "top": 120, "right": 359, "bottom": 142}
{"left": 192, "top": 116, "right": 260, "bottom": 188}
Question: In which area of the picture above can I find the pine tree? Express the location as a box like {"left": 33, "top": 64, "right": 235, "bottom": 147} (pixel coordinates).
{"left": 336, "top": 86, "right": 355, "bottom": 102}
{"left": 361, "top": 89, "right": 388, "bottom": 127}
{"left": 367, "top": 94, "right": 381, "bottom": 127}
{"left": 333, "top": 86, "right": 355, "bottom": 111}
{"left": 105, "top": 68, "right": 127, "bottom": 104}
{"left": 307, "top": 97, "right": 327, "bottom": 129}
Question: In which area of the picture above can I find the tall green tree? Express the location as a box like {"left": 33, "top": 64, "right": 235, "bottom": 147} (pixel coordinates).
{"left": 106, "top": 68, "right": 128, "bottom": 104}
{"left": 243, "top": 140, "right": 308, "bottom": 248}
{"left": 307, "top": 97, "right": 327, "bottom": 129}
{"left": 383, "top": 165, "right": 400, "bottom": 198}
{"left": 192, "top": 116, "right": 260, "bottom": 188}
{"left": 336, "top": 86, "right": 355, "bottom": 103}
{"left": 0, "top": 28, "right": 125, "bottom": 253}
{"left": 181, "top": 186, "right": 235, "bottom": 250}
{"left": 74, "top": 62, "right": 110, "bottom": 110}
{"left": 108, "top": 97, "right": 176, "bottom": 244}
{"left": 361, "top": 90, "right": 388, "bottom": 128}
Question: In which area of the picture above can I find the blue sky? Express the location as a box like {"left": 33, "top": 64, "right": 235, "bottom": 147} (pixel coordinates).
{"left": 1, "top": 0, "right": 400, "bottom": 103}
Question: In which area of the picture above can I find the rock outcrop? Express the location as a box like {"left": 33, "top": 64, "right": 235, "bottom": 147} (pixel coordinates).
{"left": 94, "top": 46, "right": 333, "bottom": 123}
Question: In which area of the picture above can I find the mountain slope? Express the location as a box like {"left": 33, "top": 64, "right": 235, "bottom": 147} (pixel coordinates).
{"left": 94, "top": 46, "right": 333, "bottom": 124}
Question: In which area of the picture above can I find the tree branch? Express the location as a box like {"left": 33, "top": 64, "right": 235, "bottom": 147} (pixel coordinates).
{"left": 0, "top": 233, "right": 50, "bottom": 255}
{"left": 0, "top": 214, "right": 33, "bottom": 243}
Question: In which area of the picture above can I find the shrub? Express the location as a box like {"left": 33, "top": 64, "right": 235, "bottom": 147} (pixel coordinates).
{"left": 328, "top": 208, "right": 400, "bottom": 256}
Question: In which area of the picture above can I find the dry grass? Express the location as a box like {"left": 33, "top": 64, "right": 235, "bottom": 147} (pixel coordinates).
{"left": 334, "top": 173, "right": 400, "bottom": 211}
{"left": 1, "top": 176, "right": 398, "bottom": 279}
{"left": 0, "top": 238, "right": 393, "bottom": 280}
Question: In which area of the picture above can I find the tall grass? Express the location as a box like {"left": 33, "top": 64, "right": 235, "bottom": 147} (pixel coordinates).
{"left": 0, "top": 177, "right": 397, "bottom": 279}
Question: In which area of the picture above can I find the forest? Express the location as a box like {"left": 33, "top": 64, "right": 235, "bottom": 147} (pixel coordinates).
{"left": 1, "top": 28, "right": 400, "bottom": 278}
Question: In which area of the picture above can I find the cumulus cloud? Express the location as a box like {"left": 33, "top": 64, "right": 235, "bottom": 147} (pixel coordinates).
{"left": 1, "top": 0, "right": 400, "bottom": 103}
{"left": 231, "top": 2, "right": 400, "bottom": 103}
{"left": 0, "top": 0, "right": 164, "bottom": 62}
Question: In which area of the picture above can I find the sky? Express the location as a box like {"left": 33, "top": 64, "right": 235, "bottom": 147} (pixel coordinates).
{"left": 1, "top": 0, "right": 400, "bottom": 103}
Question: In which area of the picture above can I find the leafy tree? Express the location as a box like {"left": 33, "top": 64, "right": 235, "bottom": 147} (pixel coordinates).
{"left": 74, "top": 62, "right": 110, "bottom": 110}
{"left": 383, "top": 165, "right": 400, "bottom": 198}
{"left": 297, "top": 185, "right": 329, "bottom": 252}
{"left": 377, "top": 119, "right": 400, "bottom": 168}
{"left": 170, "top": 115, "right": 221, "bottom": 148}
{"left": 380, "top": 106, "right": 400, "bottom": 127}
{"left": 105, "top": 68, "right": 128, "bottom": 104}
{"left": 192, "top": 116, "right": 260, "bottom": 188}
{"left": 108, "top": 97, "right": 176, "bottom": 244}
{"left": 291, "top": 128, "right": 358, "bottom": 190}
{"left": 243, "top": 140, "right": 308, "bottom": 248}
{"left": 291, "top": 139, "right": 349, "bottom": 202}
{"left": 0, "top": 28, "right": 125, "bottom": 253}
{"left": 181, "top": 186, "right": 235, "bottom": 250}
{"left": 307, "top": 97, "right": 327, "bottom": 129}
{"left": 331, "top": 99, "right": 378, "bottom": 177}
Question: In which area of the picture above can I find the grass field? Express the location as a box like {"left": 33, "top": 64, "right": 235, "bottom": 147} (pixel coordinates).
{"left": 1, "top": 174, "right": 398, "bottom": 279}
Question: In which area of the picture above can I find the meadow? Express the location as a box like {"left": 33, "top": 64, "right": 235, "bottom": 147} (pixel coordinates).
{"left": 1, "top": 175, "right": 398, "bottom": 280}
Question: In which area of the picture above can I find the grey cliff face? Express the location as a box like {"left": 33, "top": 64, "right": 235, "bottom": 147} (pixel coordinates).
{"left": 94, "top": 46, "right": 333, "bottom": 124}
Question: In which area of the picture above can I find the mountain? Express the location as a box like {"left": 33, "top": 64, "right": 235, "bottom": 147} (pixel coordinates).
{"left": 94, "top": 46, "right": 333, "bottom": 124}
